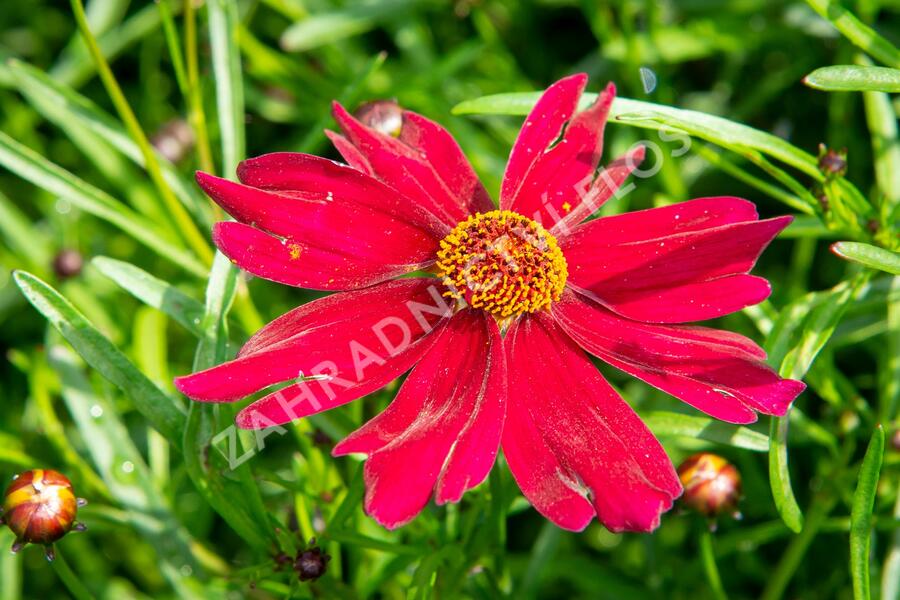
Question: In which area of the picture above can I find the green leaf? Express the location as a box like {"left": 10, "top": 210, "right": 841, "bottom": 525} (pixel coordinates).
{"left": 769, "top": 414, "right": 804, "bottom": 533}
{"left": 805, "top": 0, "right": 900, "bottom": 69}
{"left": 92, "top": 256, "right": 206, "bottom": 336}
{"left": 207, "top": 0, "right": 245, "bottom": 176}
{"left": 644, "top": 411, "right": 769, "bottom": 452}
{"left": 851, "top": 426, "right": 885, "bottom": 600}
{"left": 454, "top": 93, "right": 820, "bottom": 177}
{"left": 453, "top": 91, "right": 872, "bottom": 224}
{"left": 0, "top": 132, "right": 207, "bottom": 277}
{"left": 765, "top": 274, "right": 869, "bottom": 533}
{"left": 804, "top": 65, "right": 900, "bottom": 92}
{"left": 13, "top": 271, "right": 186, "bottom": 445}
{"left": 183, "top": 253, "right": 275, "bottom": 551}
{"left": 48, "top": 343, "right": 200, "bottom": 591}
{"left": 280, "top": 0, "right": 421, "bottom": 52}
{"left": 832, "top": 242, "right": 900, "bottom": 275}
{"left": 8, "top": 59, "right": 210, "bottom": 223}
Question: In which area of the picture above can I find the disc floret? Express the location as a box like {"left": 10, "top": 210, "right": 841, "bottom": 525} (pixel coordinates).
{"left": 436, "top": 210, "right": 567, "bottom": 318}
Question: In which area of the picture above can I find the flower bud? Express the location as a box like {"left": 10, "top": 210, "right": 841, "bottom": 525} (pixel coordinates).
{"left": 354, "top": 100, "right": 404, "bottom": 138}
{"left": 52, "top": 249, "right": 83, "bottom": 280}
{"left": 1, "top": 470, "right": 87, "bottom": 560}
{"left": 151, "top": 119, "right": 195, "bottom": 164}
{"left": 677, "top": 453, "right": 742, "bottom": 519}
{"left": 293, "top": 539, "right": 331, "bottom": 582}
{"left": 817, "top": 144, "right": 847, "bottom": 179}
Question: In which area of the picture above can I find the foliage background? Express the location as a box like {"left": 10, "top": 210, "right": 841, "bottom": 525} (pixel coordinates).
{"left": 0, "top": 0, "right": 898, "bottom": 598}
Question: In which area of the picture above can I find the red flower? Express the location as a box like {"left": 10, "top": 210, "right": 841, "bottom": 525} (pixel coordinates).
{"left": 175, "top": 74, "right": 805, "bottom": 532}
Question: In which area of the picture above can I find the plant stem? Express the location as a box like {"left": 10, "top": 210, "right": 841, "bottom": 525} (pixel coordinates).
{"left": 70, "top": 0, "right": 214, "bottom": 266}
{"left": 184, "top": 0, "right": 216, "bottom": 176}
{"left": 51, "top": 549, "right": 94, "bottom": 600}
{"left": 699, "top": 528, "right": 729, "bottom": 600}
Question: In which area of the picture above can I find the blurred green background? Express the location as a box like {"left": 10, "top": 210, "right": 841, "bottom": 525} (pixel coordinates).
{"left": 0, "top": 0, "right": 898, "bottom": 598}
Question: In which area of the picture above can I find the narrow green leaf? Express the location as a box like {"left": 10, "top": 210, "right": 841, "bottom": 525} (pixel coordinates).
{"left": 644, "top": 411, "right": 769, "bottom": 452}
{"left": 769, "top": 414, "right": 804, "bottom": 533}
{"left": 70, "top": 0, "right": 214, "bottom": 266}
{"left": 92, "top": 257, "right": 205, "bottom": 336}
{"left": 51, "top": 3, "right": 169, "bottom": 87}
{"left": 851, "top": 426, "right": 885, "bottom": 600}
{"left": 0, "top": 189, "right": 52, "bottom": 271}
{"left": 9, "top": 59, "right": 210, "bottom": 223}
{"left": 805, "top": 0, "right": 900, "bottom": 69}
{"left": 882, "top": 476, "right": 900, "bottom": 600}
{"left": 453, "top": 91, "right": 872, "bottom": 222}
{"left": 804, "top": 65, "right": 900, "bottom": 92}
{"left": 207, "top": 0, "right": 245, "bottom": 176}
{"left": 765, "top": 274, "right": 868, "bottom": 532}
{"left": 0, "top": 132, "right": 207, "bottom": 276}
{"left": 858, "top": 55, "right": 900, "bottom": 215}
{"left": 280, "top": 0, "right": 420, "bottom": 52}
{"left": 832, "top": 242, "right": 900, "bottom": 275}
{"left": 454, "top": 93, "right": 820, "bottom": 178}
{"left": 13, "top": 271, "right": 186, "bottom": 445}
{"left": 48, "top": 343, "right": 199, "bottom": 590}
{"left": 183, "top": 253, "right": 274, "bottom": 551}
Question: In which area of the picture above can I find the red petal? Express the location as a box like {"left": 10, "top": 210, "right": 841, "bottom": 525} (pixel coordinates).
{"left": 552, "top": 145, "right": 645, "bottom": 235}
{"left": 174, "top": 278, "right": 451, "bottom": 408}
{"left": 501, "top": 74, "right": 586, "bottom": 209}
{"left": 502, "top": 312, "right": 681, "bottom": 532}
{"left": 501, "top": 76, "right": 617, "bottom": 229}
{"left": 552, "top": 290, "right": 805, "bottom": 424}
{"left": 563, "top": 198, "right": 791, "bottom": 322}
{"left": 332, "top": 102, "right": 493, "bottom": 227}
{"left": 213, "top": 221, "right": 429, "bottom": 290}
{"left": 333, "top": 310, "right": 505, "bottom": 528}
{"left": 324, "top": 130, "right": 374, "bottom": 175}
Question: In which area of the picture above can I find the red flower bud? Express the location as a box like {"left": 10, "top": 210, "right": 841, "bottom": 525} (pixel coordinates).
{"left": 677, "top": 453, "right": 742, "bottom": 519}
{"left": 1, "top": 469, "right": 87, "bottom": 560}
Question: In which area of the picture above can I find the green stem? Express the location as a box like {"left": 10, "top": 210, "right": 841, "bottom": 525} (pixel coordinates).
{"left": 761, "top": 495, "right": 837, "bottom": 600}
{"left": 51, "top": 549, "right": 95, "bottom": 600}
{"left": 70, "top": 0, "right": 213, "bottom": 266}
{"left": 699, "top": 528, "right": 729, "bottom": 600}
{"left": 185, "top": 0, "right": 217, "bottom": 176}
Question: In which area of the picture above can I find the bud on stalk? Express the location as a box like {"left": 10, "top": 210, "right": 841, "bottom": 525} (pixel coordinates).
{"left": 1, "top": 469, "right": 87, "bottom": 561}
{"left": 677, "top": 453, "right": 742, "bottom": 524}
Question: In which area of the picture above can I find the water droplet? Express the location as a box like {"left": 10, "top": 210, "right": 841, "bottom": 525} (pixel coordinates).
{"left": 639, "top": 67, "right": 657, "bottom": 94}
{"left": 180, "top": 564, "right": 194, "bottom": 577}
{"left": 55, "top": 199, "right": 72, "bottom": 214}
{"left": 89, "top": 405, "right": 104, "bottom": 419}
{"left": 121, "top": 461, "right": 135, "bottom": 474}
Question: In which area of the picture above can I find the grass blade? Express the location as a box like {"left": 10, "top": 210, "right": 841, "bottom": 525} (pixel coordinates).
{"left": 183, "top": 253, "right": 275, "bottom": 551}
{"left": 9, "top": 59, "right": 210, "bottom": 223}
{"left": 0, "top": 131, "right": 207, "bottom": 276}
{"left": 207, "top": 0, "right": 245, "bottom": 176}
{"left": 70, "top": 0, "right": 213, "bottom": 265}
{"left": 644, "top": 411, "right": 769, "bottom": 452}
{"left": 765, "top": 274, "right": 869, "bottom": 532}
{"left": 805, "top": 0, "right": 900, "bottom": 69}
{"left": 48, "top": 343, "right": 200, "bottom": 592}
{"left": 13, "top": 271, "right": 186, "bottom": 445}
{"left": 92, "top": 257, "right": 205, "bottom": 336}
{"left": 804, "top": 65, "right": 900, "bottom": 92}
{"left": 851, "top": 426, "right": 885, "bottom": 600}
{"left": 831, "top": 242, "right": 900, "bottom": 275}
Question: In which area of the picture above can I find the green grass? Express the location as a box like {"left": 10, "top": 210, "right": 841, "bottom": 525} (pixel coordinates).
{"left": 0, "top": 0, "right": 898, "bottom": 598}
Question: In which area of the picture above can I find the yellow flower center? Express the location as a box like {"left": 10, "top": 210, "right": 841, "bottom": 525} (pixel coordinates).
{"left": 436, "top": 210, "right": 567, "bottom": 318}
